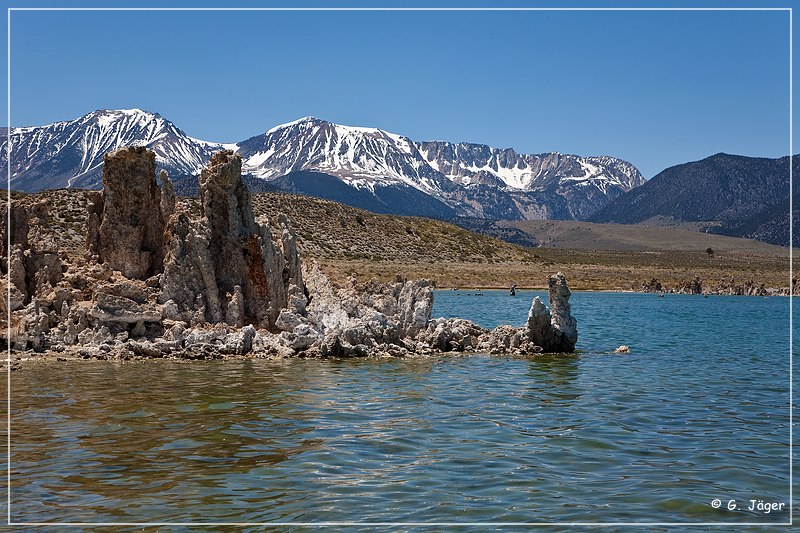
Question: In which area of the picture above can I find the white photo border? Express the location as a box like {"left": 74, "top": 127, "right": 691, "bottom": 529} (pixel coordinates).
{"left": 4, "top": 5, "right": 794, "bottom": 528}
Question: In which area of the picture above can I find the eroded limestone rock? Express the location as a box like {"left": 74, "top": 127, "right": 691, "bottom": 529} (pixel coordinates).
{"left": 1, "top": 203, "right": 31, "bottom": 248}
{"left": 420, "top": 317, "right": 484, "bottom": 352}
{"left": 292, "top": 265, "right": 435, "bottom": 356}
{"left": 546, "top": 272, "right": 578, "bottom": 351}
{"left": 86, "top": 147, "right": 170, "bottom": 279}
{"left": 1, "top": 200, "right": 63, "bottom": 314}
{"left": 7, "top": 246, "right": 27, "bottom": 312}
{"left": 159, "top": 170, "right": 176, "bottom": 221}
{"left": 160, "top": 214, "right": 219, "bottom": 324}
{"left": 160, "top": 150, "right": 307, "bottom": 330}
{"left": 89, "top": 292, "right": 162, "bottom": 325}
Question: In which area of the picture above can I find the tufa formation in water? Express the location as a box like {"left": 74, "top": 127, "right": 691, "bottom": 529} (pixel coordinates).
{"left": 159, "top": 150, "right": 304, "bottom": 330}
{"left": 2, "top": 147, "right": 578, "bottom": 359}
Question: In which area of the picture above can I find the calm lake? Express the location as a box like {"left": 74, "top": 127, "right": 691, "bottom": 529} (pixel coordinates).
{"left": 3, "top": 291, "right": 793, "bottom": 525}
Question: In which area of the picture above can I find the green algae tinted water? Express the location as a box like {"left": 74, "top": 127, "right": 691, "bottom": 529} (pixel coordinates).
{"left": 3, "top": 292, "right": 793, "bottom": 525}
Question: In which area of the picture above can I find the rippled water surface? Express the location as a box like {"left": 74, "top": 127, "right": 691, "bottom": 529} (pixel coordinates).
{"left": 4, "top": 291, "right": 793, "bottom": 525}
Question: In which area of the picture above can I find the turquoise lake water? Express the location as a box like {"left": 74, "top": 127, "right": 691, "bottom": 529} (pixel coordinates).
{"left": 3, "top": 291, "right": 794, "bottom": 526}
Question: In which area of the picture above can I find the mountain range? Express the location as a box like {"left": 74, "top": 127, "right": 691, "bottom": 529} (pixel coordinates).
{"left": 590, "top": 153, "right": 798, "bottom": 247}
{"left": 3, "top": 109, "right": 793, "bottom": 247}
{"left": 1, "top": 109, "right": 645, "bottom": 220}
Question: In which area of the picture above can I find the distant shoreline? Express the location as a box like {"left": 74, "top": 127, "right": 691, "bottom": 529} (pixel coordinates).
{"left": 434, "top": 287, "right": 791, "bottom": 296}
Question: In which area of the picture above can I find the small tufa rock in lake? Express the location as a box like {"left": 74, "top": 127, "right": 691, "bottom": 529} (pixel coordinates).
{"left": 525, "top": 272, "right": 578, "bottom": 353}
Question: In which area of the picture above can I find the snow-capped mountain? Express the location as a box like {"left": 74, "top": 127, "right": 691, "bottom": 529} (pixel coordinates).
{"left": 237, "top": 116, "right": 645, "bottom": 219}
{"left": 237, "top": 117, "right": 462, "bottom": 196}
{"left": 3, "top": 110, "right": 645, "bottom": 221}
{"left": 1, "top": 109, "right": 234, "bottom": 191}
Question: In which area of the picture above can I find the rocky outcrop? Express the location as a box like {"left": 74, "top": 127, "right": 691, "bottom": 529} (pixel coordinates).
{"left": 547, "top": 272, "right": 579, "bottom": 350}
{"left": 703, "top": 277, "right": 768, "bottom": 296}
{"left": 86, "top": 147, "right": 170, "bottom": 279}
{"left": 5, "top": 146, "right": 580, "bottom": 359}
{"left": 2, "top": 202, "right": 31, "bottom": 247}
{"left": 689, "top": 276, "right": 703, "bottom": 295}
{"left": 414, "top": 275, "right": 580, "bottom": 356}
{"left": 254, "top": 265, "right": 435, "bottom": 357}
{"left": 6, "top": 246, "right": 27, "bottom": 312}
{"left": 159, "top": 150, "right": 305, "bottom": 329}
{"left": 159, "top": 213, "right": 220, "bottom": 325}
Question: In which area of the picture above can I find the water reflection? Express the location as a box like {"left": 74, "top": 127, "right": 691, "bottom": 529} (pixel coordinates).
{"left": 12, "top": 361, "right": 341, "bottom": 521}
{"left": 526, "top": 354, "right": 580, "bottom": 392}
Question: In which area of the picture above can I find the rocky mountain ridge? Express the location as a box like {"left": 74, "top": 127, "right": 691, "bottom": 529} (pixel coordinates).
{"left": 3, "top": 109, "right": 645, "bottom": 221}
{"left": 237, "top": 116, "right": 645, "bottom": 220}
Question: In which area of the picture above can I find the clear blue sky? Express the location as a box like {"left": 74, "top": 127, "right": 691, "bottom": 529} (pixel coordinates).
{"left": 2, "top": 1, "right": 796, "bottom": 179}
